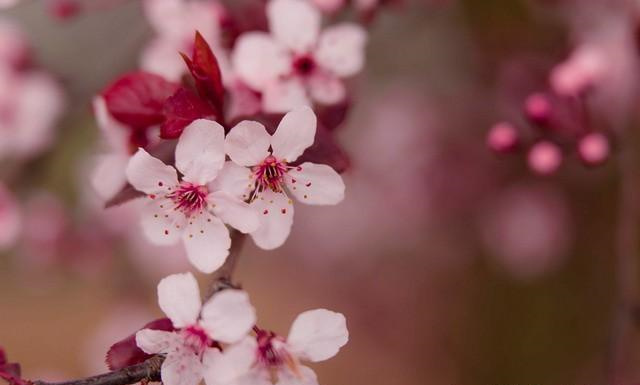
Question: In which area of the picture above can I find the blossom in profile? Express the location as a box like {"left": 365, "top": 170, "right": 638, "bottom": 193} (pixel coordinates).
{"left": 136, "top": 273, "right": 256, "bottom": 385}
{"left": 204, "top": 309, "right": 348, "bottom": 385}
{"left": 126, "top": 119, "right": 259, "bottom": 273}
{"left": 224, "top": 106, "right": 345, "bottom": 249}
{"left": 232, "top": 0, "right": 367, "bottom": 112}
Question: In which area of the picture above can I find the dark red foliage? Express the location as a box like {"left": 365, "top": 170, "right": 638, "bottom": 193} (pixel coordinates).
{"left": 161, "top": 87, "right": 219, "bottom": 139}
{"left": 103, "top": 72, "right": 180, "bottom": 129}
{"left": 0, "top": 347, "right": 26, "bottom": 385}
{"left": 106, "top": 318, "right": 175, "bottom": 370}
{"left": 180, "top": 32, "right": 225, "bottom": 115}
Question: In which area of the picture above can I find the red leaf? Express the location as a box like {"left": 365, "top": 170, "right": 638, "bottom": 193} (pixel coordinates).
{"left": 0, "top": 347, "right": 25, "bottom": 385}
{"left": 160, "top": 87, "right": 219, "bottom": 139}
{"left": 181, "top": 31, "right": 225, "bottom": 113}
{"left": 106, "top": 318, "right": 175, "bottom": 370}
{"left": 103, "top": 72, "right": 180, "bottom": 128}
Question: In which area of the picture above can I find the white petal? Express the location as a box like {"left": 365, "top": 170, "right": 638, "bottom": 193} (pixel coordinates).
{"left": 315, "top": 24, "right": 367, "bottom": 77}
{"left": 203, "top": 338, "right": 257, "bottom": 385}
{"left": 93, "top": 96, "right": 129, "bottom": 152}
{"left": 232, "top": 32, "right": 290, "bottom": 91}
{"left": 140, "top": 198, "right": 185, "bottom": 246}
{"left": 91, "top": 153, "right": 129, "bottom": 201}
{"left": 271, "top": 106, "right": 316, "bottom": 162}
{"left": 210, "top": 191, "right": 260, "bottom": 234}
{"left": 277, "top": 366, "right": 319, "bottom": 385}
{"left": 287, "top": 309, "right": 348, "bottom": 362}
{"left": 267, "top": 0, "right": 320, "bottom": 52}
{"left": 209, "top": 161, "right": 254, "bottom": 200}
{"left": 249, "top": 189, "right": 294, "bottom": 250}
{"left": 162, "top": 347, "right": 204, "bottom": 385}
{"left": 140, "top": 38, "right": 187, "bottom": 82}
{"left": 176, "top": 119, "right": 226, "bottom": 185}
{"left": 262, "top": 78, "right": 310, "bottom": 114}
{"left": 182, "top": 213, "right": 231, "bottom": 273}
{"left": 199, "top": 290, "right": 256, "bottom": 344}
{"left": 126, "top": 148, "right": 179, "bottom": 195}
{"left": 307, "top": 72, "right": 346, "bottom": 105}
{"left": 224, "top": 121, "right": 270, "bottom": 167}
{"left": 285, "top": 162, "right": 344, "bottom": 205}
{"left": 135, "top": 329, "right": 179, "bottom": 355}
{"left": 157, "top": 272, "right": 202, "bottom": 328}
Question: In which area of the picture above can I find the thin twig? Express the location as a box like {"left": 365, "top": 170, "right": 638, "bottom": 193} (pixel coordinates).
{"left": 606, "top": 138, "right": 640, "bottom": 383}
{"left": 28, "top": 231, "right": 247, "bottom": 385}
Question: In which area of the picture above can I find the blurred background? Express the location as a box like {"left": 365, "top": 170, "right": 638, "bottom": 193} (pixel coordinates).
{"left": 1, "top": 0, "right": 639, "bottom": 384}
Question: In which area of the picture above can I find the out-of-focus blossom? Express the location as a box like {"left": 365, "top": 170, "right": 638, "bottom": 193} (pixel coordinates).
{"left": 0, "top": 0, "right": 19, "bottom": 9}
{"left": 232, "top": 0, "right": 367, "bottom": 112}
{"left": 136, "top": 273, "right": 256, "bottom": 385}
{"left": 527, "top": 141, "right": 563, "bottom": 175}
{"left": 487, "top": 122, "right": 519, "bottom": 154}
{"left": 311, "top": 0, "right": 346, "bottom": 13}
{"left": 523, "top": 92, "right": 551, "bottom": 125}
{"left": 224, "top": 107, "right": 345, "bottom": 249}
{"left": 126, "top": 120, "right": 259, "bottom": 273}
{"left": 480, "top": 183, "right": 572, "bottom": 280}
{"left": 204, "top": 309, "right": 348, "bottom": 385}
{"left": 141, "top": 0, "right": 226, "bottom": 82}
{"left": 0, "top": 21, "right": 27, "bottom": 68}
{"left": 577, "top": 132, "right": 610, "bottom": 166}
{"left": 0, "top": 183, "right": 20, "bottom": 251}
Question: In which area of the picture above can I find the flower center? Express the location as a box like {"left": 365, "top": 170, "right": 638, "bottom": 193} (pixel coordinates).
{"left": 253, "top": 155, "right": 288, "bottom": 194}
{"left": 292, "top": 55, "right": 316, "bottom": 77}
{"left": 168, "top": 182, "right": 209, "bottom": 216}
{"left": 255, "top": 329, "right": 300, "bottom": 379}
{"left": 182, "top": 326, "right": 212, "bottom": 355}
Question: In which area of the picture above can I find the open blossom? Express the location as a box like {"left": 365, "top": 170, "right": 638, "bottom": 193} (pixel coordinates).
{"left": 223, "top": 107, "right": 345, "bottom": 249}
{"left": 232, "top": 0, "right": 367, "bottom": 113}
{"left": 141, "top": 0, "right": 226, "bottom": 82}
{"left": 204, "top": 309, "right": 348, "bottom": 385}
{"left": 136, "top": 273, "right": 256, "bottom": 385}
{"left": 126, "top": 119, "right": 259, "bottom": 273}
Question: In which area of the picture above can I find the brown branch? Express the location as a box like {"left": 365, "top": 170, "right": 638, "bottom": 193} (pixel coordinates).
{"left": 29, "top": 231, "right": 247, "bottom": 385}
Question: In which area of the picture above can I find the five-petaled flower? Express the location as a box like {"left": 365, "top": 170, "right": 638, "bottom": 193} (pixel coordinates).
{"left": 126, "top": 119, "right": 259, "bottom": 273}
{"left": 204, "top": 309, "right": 348, "bottom": 385}
{"left": 223, "top": 106, "right": 345, "bottom": 249}
{"left": 232, "top": 0, "right": 367, "bottom": 113}
{"left": 136, "top": 272, "right": 256, "bottom": 385}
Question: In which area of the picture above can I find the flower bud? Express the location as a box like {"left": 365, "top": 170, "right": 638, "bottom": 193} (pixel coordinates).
{"left": 487, "top": 122, "right": 519, "bottom": 153}
{"left": 528, "top": 141, "right": 562, "bottom": 175}
{"left": 577, "top": 132, "right": 609, "bottom": 166}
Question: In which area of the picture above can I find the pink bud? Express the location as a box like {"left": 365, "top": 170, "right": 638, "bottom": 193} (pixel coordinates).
{"left": 524, "top": 93, "right": 551, "bottom": 125}
{"left": 487, "top": 122, "right": 519, "bottom": 153}
{"left": 577, "top": 132, "right": 610, "bottom": 166}
{"left": 528, "top": 141, "right": 562, "bottom": 175}
{"left": 550, "top": 45, "right": 606, "bottom": 96}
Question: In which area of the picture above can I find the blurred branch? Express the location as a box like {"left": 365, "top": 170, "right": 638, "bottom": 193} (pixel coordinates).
{"left": 606, "top": 136, "right": 640, "bottom": 383}
{"left": 29, "top": 231, "right": 247, "bottom": 385}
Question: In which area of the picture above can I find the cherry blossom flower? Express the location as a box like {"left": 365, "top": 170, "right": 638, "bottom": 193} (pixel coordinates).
{"left": 141, "top": 0, "right": 226, "bottom": 82}
{"left": 204, "top": 309, "right": 348, "bottom": 385}
{"left": 232, "top": 0, "right": 367, "bottom": 113}
{"left": 126, "top": 119, "right": 259, "bottom": 273}
{"left": 223, "top": 107, "right": 345, "bottom": 249}
{"left": 136, "top": 273, "right": 256, "bottom": 385}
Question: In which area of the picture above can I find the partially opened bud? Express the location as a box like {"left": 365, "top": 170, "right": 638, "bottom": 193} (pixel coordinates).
{"left": 577, "top": 132, "right": 610, "bottom": 166}
{"left": 524, "top": 93, "right": 551, "bottom": 125}
{"left": 528, "top": 141, "right": 562, "bottom": 175}
{"left": 487, "top": 122, "right": 519, "bottom": 153}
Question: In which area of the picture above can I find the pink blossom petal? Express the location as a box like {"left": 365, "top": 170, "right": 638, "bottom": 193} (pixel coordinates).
{"left": 91, "top": 153, "right": 129, "bottom": 201}
{"left": 225, "top": 121, "right": 271, "bottom": 167}
{"left": 287, "top": 309, "right": 348, "bottom": 362}
{"left": 140, "top": 198, "right": 185, "bottom": 246}
{"left": 202, "top": 337, "right": 257, "bottom": 385}
{"left": 140, "top": 38, "right": 187, "bottom": 82}
{"left": 158, "top": 272, "right": 202, "bottom": 328}
{"left": 209, "top": 161, "right": 253, "bottom": 200}
{"left": 267, "top": 0, "right": 320, "bottom": 52}
{"left": 307, "top": 72, "right": 346, "bottom": 105}
{"left": 262, "top": 77, "right": 310, "bottom": 113}
{"left": 232, "top": 32, "right": 290, "bottom": 91}
{"left": 249, "top": 189, "right": 294, "bottom": 250}
{"left": 277, "top": 366, "right": 319, "bottom": 385}
{"left": 175, "top": 119, "right": 225, "bottom": 185}
{"left": 199, "top": 290, "right": 256, "bottom": 344}
{"left": 316, "top": 24, "right": 367, "bottom": 77}
{"left": 182, "top": 213, "right": 231, "bottom": 273}
{"left": 93, "top": 96, "right": 129, "bottom": 153}
{"left": 209, "top": 191, "right": 260, "bottom": 234}
{"left": 161, "top": 346, "right": 204, "bottom": 385}
{"left": 312, "top": 0, "right": 346, "bottom": 13}
{"left": 126, "top": 149, "right": 179, "bottom": 195}
{"left": 271, "top": 107, "right": 317, "bottom": 162}
{"left": 135, "top": 329, "right": 179, "bottom": 355}
{"left": 285, "top": 162, "right": 344, "bottom": 205}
